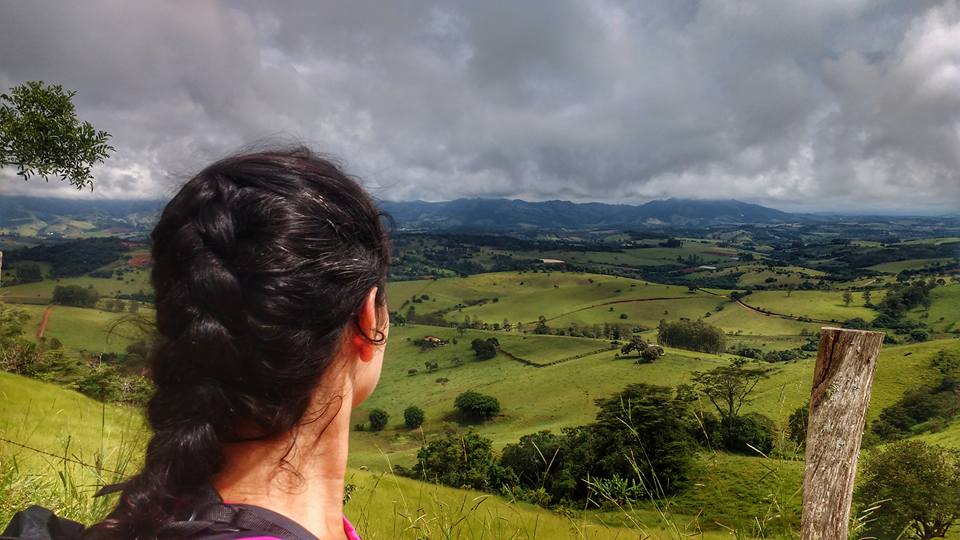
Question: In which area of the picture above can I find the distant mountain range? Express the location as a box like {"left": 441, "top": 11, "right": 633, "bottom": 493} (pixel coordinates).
{"left": 380, "top": 198, "right": 803, "bottom": 230}
{"left": 0, "top": 195, "right": 805, "bottom": 238}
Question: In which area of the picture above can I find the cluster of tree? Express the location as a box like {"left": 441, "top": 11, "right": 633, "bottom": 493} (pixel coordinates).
{"left": 657, "top": 318, "right": 726, "bottom": 354}
{"left": 470, "top": 337, "right": 499, "bottom": 360}
{"left": 117, "top": 290, "right": 154, "bottom": 303}
{"left": 896, "top": 263, "right": 958, "bottom": 282}
{"left": 4, "top": 237, "right": 128, "bottom": 277}
{"left": 454, "top": 390, "right": 501, "bottom": 421}
{"left": 531, "top": 316, "right": 639, "bottom": 340}
{"left": 878, "top": 279, "right": 937, "bottom": 315}
{"left": 52, "top": 284, "right": 100, "bottom": 307}
{"left": 73, "top": 364, "right": 154, "bottom": 405}
{"left": 101, "top": 298, "right": 137, "bottom": 313}
{"left": 840, "top": 241, "right": 960, "bottom": 268}
{"left": 617, "top": 335, "right": 664, "bottom": 363}
{"left": 844, "top": 313, "right": 930, "bottom": 342}
{"left": 871, "top": 349, "right": 960, "bottom": 442}
{"left": 733, "top": 341, "right": 815, "bottom": 363}
{"left": 359, "top": 405, "right": 426, "bottom": 432}
{"left": 406, "top": 384, "right": 697, "bottom": 504}
{"left": 661, "top": 237, "right": 683, "bottom": 248}
{"left": 11, "top": 262, "right": 43, "bottom": 283}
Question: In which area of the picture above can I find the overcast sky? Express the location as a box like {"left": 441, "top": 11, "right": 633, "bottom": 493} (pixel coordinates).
{"left": 0, "top": 1, "right": 958, "bottom": 213}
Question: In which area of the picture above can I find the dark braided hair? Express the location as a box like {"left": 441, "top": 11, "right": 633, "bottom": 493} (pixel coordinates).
{"left": 86, "top": 147, "right": 390, "bottom": 539}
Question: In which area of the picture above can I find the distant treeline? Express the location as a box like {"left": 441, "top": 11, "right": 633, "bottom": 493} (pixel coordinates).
{"left": 4, "top": 237, "right": 130, "bottom": 277}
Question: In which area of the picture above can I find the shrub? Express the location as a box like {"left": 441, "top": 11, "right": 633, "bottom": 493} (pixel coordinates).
{"left": 52, "top": 284, "right": 99, "bottom": 307}
{"left": 788, "top": 404, "right": 809, "bottom": 449}
{"left": 369, "top": 408, "right": 390, "bottom": 431}
{"left": 872, "top": 384, "right": 960, "bottom": 441}
{"left": 500, "top": 430, "right": 564, "bottom": 490}
{"left": 639, "top": 346, "right": 661, "bottom": 363}
{"left": 842, "top": 317, "right": 870, "bottom": 330}
{"left": 404, "top": 405, "right": 425, "bottom": 429}
{"left": 725, "top": 413, "right": 775, "bottom": 455}
{"left": 590, "top": 384, "right": 696, "bottom": 496}
{"left": 454, "top": 391, "right": 501, "bottom": 421}
{"left": 73, "top": 365, "right": 121, "bottom": 402}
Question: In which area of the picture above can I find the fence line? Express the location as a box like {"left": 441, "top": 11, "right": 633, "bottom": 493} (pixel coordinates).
{"left": 0, "top": 436, "right": 125, "bottom": 476}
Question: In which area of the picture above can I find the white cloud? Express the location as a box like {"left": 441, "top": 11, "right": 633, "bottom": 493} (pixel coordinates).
{"left": 0, "top": 0, "right": 956, "bottom": 213}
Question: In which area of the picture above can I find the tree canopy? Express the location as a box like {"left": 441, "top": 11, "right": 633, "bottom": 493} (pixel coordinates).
{"left": 856, "top": 440, "right": 960, "bottom": 539}
{"left": 454, "top": 390, "right": 501, "bottom": 421}
{"left": 692, "top": 358, "right": 773, "bottom": 448}
{"left": 657, "top": 318, "right": 726, "bottom": 354}
{"left": 1, "top": 81, "right": 114, "bottom": 190}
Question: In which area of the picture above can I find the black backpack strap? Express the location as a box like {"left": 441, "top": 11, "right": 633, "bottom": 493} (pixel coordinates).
{"left": 158, "top": 486, "right": 318, "bottom": 540}
{"left": 0, "top": 505, "right": 84, "bottom": 540}
{"left": 160, "top": 505, "right": 300, "bottom": 539}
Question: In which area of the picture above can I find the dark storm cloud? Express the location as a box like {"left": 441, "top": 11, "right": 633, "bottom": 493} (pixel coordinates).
{"left": 0, "top": 0, "right": 957, "bottom": 213}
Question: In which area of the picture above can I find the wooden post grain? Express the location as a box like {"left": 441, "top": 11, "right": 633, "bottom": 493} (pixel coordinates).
{"left": 801, "top": 327, "right": 884, "bottom": 540}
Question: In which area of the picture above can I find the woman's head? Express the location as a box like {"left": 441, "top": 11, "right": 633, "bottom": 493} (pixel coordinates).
{"left": 91, "top": 147, "right": 390, "bottom": 538}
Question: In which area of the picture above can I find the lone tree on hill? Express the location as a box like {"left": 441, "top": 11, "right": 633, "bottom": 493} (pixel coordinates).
{"left": 842, "top": 290, "right": 853, "bottom": 306}
{"left": 454, "top": 391, "right": 500, "bottom": 422}
{"left": 470, "top": 337, "right": 499, "bottom": 360}
{"left": 856, "top": 440, "right": 960, "bottom": 539}
{"left": 692, "top": 358, "right": 773, "bottom": 443}
{"left": 1, "top": 81, "right": 114, "bottom": 190}
{"left": 403, "top": 405, "right": 425, "bottom": 429}
{"left": 368, "top": 408, "right": 390, "bottom": 431}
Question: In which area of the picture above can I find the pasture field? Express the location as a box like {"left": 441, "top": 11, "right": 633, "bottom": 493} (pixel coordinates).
{"left": 906, "top": 283, "right": 960, "bottom": 333}
{"left": 351, "top": 324, "right": 736, "bottom": 468}
{"left": 0, "top": 271, "right": 152, "bottom": 303}
{"left": 728, "top": 264, "right": 826, "bottom": 288}
{"left": 0, "top": 371, "right": 145, "bottom": 472}
{"left": 741, "top": 290, "right": 876, "bottom": 323}
{"left": 3, "top": 236, "right": 960, "bottom": 540}
{"left": 10, "top": 303, "right": 142, "bottom": 353}
{"left": 389, "top": 271, "right": 725, "bottom": 327}
{"left": 350, "top": 322, "right": 960, "bottom": 470}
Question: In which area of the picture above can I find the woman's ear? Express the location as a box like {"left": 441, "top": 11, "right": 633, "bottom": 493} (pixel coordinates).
{"left": 353, "top": 286, "right": 382, "bottom": 362}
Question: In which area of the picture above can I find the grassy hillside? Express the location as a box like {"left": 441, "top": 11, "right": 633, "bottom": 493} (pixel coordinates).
{"left": 10, "top": 303, "right": 142, "bottom": 353}
{"left": 744, "top": 290, "right": 875, "bottom": 323}
{"left": 0, "top": 371, "right": 145, "bottom": 472}
{"left": 1, "top": 372, "right": 738, "bottom": 539}
{"left": 906, "top": 283, "right": 960, "bottom": 334}
{"left": 351, "top": 322, "right": 960, "bottom": 470}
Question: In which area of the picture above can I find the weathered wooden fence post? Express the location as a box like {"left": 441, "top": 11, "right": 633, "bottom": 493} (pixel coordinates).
{"left": 801, "top": 327, "right": 885, "bottom": 540}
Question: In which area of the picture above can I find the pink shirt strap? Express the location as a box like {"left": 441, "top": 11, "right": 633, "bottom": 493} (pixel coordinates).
{"left": 342, "top": 515, "right": 362, "bottom": 540}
